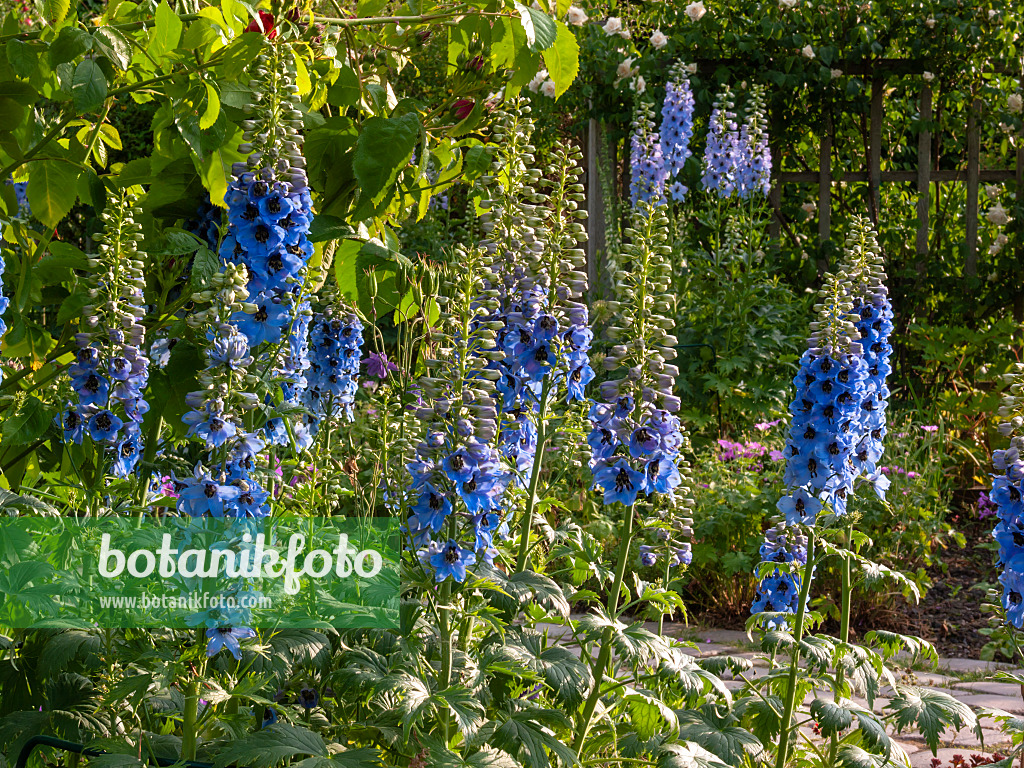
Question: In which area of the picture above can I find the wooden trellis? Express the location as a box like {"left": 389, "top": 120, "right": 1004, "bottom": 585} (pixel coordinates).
{"left": 585, "top": 59, "right": 1024, "bottom": 280}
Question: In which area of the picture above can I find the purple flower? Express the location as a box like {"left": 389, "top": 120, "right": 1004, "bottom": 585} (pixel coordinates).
{"left": 365, "top": 352, "right": 398, "bottom": 380}
{"left": 920, "top": 425, "right": 939, "bottom": 434}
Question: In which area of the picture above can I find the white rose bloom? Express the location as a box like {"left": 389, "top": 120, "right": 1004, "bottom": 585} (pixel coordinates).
{"left": 566, "top": 5, "right": 587, "bottom": 25}
{"left": 986, "top": 203, "right": 1009, "bottom": 226}
{"left": 684, "top": 63, "right": 698, "bottom": 74}
{"left": 685, "top": 1, "right": 706, "bottom": 21}
{"left": 830, "top": 68, "right": 843, "bottom": 79}
{"left": 616, "top": 57, "right": 635, "bottom": 79}
{"left": 780, "top": 0, "right": 797, "bottom": 7}
{"left": 650, "top": 29, "right": 668, "bottom": 48}
{"left": 801, "top": 45, "right": 815, "bottom": 59}
{"left": 527, "top": 68, "right": 549, "bottom": 93}
{"left": 1009, "top": 93, "right": 1023, "bottom": 113}
{"left": 802, "top": 202, "right": 816, "bottom": 215}
{"left": 540, "top": 79, "right": 557, "bottom": 98}
{"left": 986, "top": 184, "right": 1000, "bottom": 199}
{"left": 925, "top": 17, "right": 936, "bottom": 28}
{"left": 618, "top": 28, "right": 631, "bottom": 39}
{"left": 998, "top": 234, "right": 1009, "bottom": 245}
{"left": 630, "top": 76, "right": 647, "bottom": 94}
{"left": 988, "top": 9, "right": 998, "bottom": 19}
{"left": 923, "top": 71, "right": 934, "bottom": 83}
{"left": 602, "top": 17, "right": 622, "bottom": 35}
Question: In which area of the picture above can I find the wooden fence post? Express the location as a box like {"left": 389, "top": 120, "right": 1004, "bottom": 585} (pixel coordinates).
{"left": 869, "top": 76, "right": 883, "bottom": 225}
{"left": 916, "top": 84, "right": 932, "bottom": 271}
{"left": 965, "top": 96, "right": 981, "bottom": 277}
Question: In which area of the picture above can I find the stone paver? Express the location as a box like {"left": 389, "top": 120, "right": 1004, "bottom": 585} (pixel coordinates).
{"left": 952, "top": 681, "right": 1023, "bottom": 697}
{"left": 954, "top": 693, "right": 1024, "bottom": 713}
{"left": 938, "top": 658, "right": 1014, "bottom": 674}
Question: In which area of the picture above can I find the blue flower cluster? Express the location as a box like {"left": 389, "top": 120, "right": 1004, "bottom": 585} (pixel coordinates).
{"left": 408, "top": 424, "right": 512, "bottom": 580}
{"left": 701, "top": 87, "right": 740, "bottom": 197}
{"left": 991, "top": 445, "right": 1024, "bottom": 627}
{"left": 750, "top": 525, "right": 807, "bottom": 628}
{"left": 589, "top": 402, "right": 687, "bottom": 508}
{"left": 659, "top": 67, "right": 695, "bottom": 202}
{"left": 734, "top": 84, "right": 772, "bottom": 199}
{"left": 300, "top": 308, "right": 364, "bottom": 438}
{"left": 850, "top": 291, "right": 894, "bottom": 488}
{"left": 61, "top": 192, "right": 151, "bottom": 478}
{"left": 630, "top": 100, "right": 667, "bottom": 207}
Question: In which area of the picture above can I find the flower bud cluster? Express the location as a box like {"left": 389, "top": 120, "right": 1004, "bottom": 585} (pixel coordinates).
{"left": 300, "top": 307, "right": 364, "bottom": 431}
{"left": 659, "top": 63, "right": 696, "bottom": 202}
{"left": 734, "top": 84, "right": 772, "bottom": 198}
{"left": 701, "top": 84, "right": 772, "bottom": 200}
{"left": 61, "top": 190, "right": 151, "bottom": 478}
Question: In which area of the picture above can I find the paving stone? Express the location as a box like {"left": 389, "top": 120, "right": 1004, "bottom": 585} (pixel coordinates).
{"left": 952, "top": 681, "right": 1024, "bottom": 697}
{"left": 891, "top": 740, "right": 921, "bottom": 756}
{"left": 899, "top": 672, "right": 959, "bottom": 688}
{"left": 953, "top": 693, "right": 1024, "bottom": 713}
{"left": 938, "top": 658, "right": 1014, "bottom": 674}
{"left": 937, "top": 725, "right": 1010, "bottom": 749}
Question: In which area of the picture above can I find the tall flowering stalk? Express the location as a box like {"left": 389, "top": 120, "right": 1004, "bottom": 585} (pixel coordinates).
{"left": 475, "top": 102, "right": 595, "bottom": 573}
{"left": 60, "top": 190, "right": 150, "bottom": 481}
{"left": 701, "top": 85, "right": 740, "bottom": 197}
{"left": 659, "top": 63, "right": 696, "bottom": 202}
{"left": 735, "top": 84, "right": 772, "bottom": 199}
{"left": 575, "top": 201, "right": 695, "bottom": 753}
{"left": 989, "top": 362, "right": 1024, "bottom": 629}
{"left": 749, "top": 217, "right": 892, "bottom": 768}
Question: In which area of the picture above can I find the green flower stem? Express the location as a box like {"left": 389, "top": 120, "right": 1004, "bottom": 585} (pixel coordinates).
{"left": 572, "top": 506, "right": 635, "bottom": 757}
{"left": 840, "top": 524, "right": 853, "bottom": 644}
{"left": 658, "top": 555, "right": 672, "bottom": 636}
{"left": 437, "top": 581, "right": 453, "bottom": 743}
{"left": 181, "top": 630, "right": 206, "bottom": 760}
{"left": 514, "top": 379, "right": 552, "bottom": 573}
{"left": 774, "top": 537, "right": 817, "bottom": 768}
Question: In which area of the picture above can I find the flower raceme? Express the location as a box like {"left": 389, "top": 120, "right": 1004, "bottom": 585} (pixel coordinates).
{"left": 659, "top": 64, "right": 696, "bottom": 202}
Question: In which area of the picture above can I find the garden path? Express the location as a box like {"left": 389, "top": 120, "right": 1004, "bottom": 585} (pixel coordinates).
{"left": 535, "top": 623, "right": 1020, "bottom": 766}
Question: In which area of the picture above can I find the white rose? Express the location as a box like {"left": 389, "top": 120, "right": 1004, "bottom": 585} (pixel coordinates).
{"left": 925, "top": 17, "right": 935, "bottom": 28}
{"left": 780, "top": 0, "right": 797, "bottom": 7}
{"left": 998, "top": 234, "right": 1009, "bottom": 245}
{"left": 986, "top": 203, "right": 1009, "bottom": 226}
{"left": 527, "top": 68, "right": 549, "bottom": 93}
{"left": 685, "top": 1, "right": 706, "bottom": 21}
{"left": 618, "top": 28, "right": 631, "bottom": 39}
{"left": 616, "top": 57, "right": 635, "bottom": 79}
{"left": 923, "top": 71, "right": 934, "bottom": 82}
{"left": 801, "top": 202, "right": 816, "bottom": 215}
{"left": 986, "top": 184, "right": 1000, "bottom": 199}
{"left": 1009, "top": 93, "right": 1023, "bottom": 113}
{"left": 602, "top": 17, "right": 622, "bottom": 35}
{"left": 801, "top": 45, "right": 815, "bottom": 59}
{"left": 650, "top": 29, "right": 668, "bottom": 49}
{"left": 630, "top": 76, "right": 647, "bottom": 94}
{"left": 988, "top": 9, "right": 998, "bottom": 20}
{"left": 540, "top": 79, "right": 557, "bottom": 99}
{"left": 830, "top": 68, "right": 843, "bottom": 79}
{"left": 566, "top": 5, "right": 587, "bottom": 25}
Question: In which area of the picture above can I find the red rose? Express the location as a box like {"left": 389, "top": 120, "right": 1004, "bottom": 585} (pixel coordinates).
{"left": 245, "top": 10, "right": 277, "bottom": 38}
{"left": 452, "top": 99, "right": 475, "bottom": 120}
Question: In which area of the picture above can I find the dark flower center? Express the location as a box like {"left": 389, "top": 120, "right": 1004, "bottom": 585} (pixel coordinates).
{"left": 204, "top": 483, "right": 218, "bottom": 499}
{"left": 267, "top": 197, "right": 281, "bottom": 214}
{"left": 95, "top": 412, "right": 112, "bottom": 430}
{"left": 251, "top": 181, "right": 268, "bottom": 197}
{"left": 268, "top": 253, "right": 284, "bottom": 272}
{"left": 85, "top": 374, "right": 101, "bottom": 393}
{"left": 533, "top": 344, "right": 548, "bottom": 363}
{"left": 255, "top": 306, "right": 269, "bottom": 322}
{"left": 428, "top": 493, "right": 443, "bottom": 511}
{"left": 614, "top": 468, "right": 634, "bottom": 492}
{"left": 463, "top": 476, "right": 477, "bottom": 493}
{"left": 450, "top": 455, "right": 464, "bottom": 471}
{"left": 254, "top": 224, "right": 271, "bottom": 243}
{"left": 443, "top": 546, "right": 459, "bottom": 564}
{"left": 242, "top": 203, "right": 259, "bottom": 221}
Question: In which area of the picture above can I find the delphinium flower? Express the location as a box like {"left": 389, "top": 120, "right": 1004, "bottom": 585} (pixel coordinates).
{"left": 185, "top": 196, "right": 224, "bottom": 250}
{"left": 588, "top": 202, "right": 694, "bottom": 567}
{"left": 659, "top": 63, "right": 696, "bottom": 202}
{"left": 988, "top": 364, "right": 1024, "bottom": 628}
{"left": 750, "top": 524, "right": 808, "bottom": 628}
{"left": 178, "top": 263, "right": 270, "bottom": 519}
{"left": 475, "top": 101, "right": 595, "bottom": 569}
{"left": 406, "top": 246, "right": 511, "bottom": 580}
{"left": 734, "top": 84, "right": 772, "bottom": 199}
{"left": 701, "top": 86, "right": 740, "bottom": 197}
{"left": 60, "top": 190, "right": 151, "bottom": 478}
{"left": 219, "top": 38, "right": 316, "bottom": 452}
{"left": 300, "top": 305, "right": 364, "bottom": 438}
{"left": 629, "top": 99, "right": 668, "bottom": 207}
{"left": 842, "top": 219, "right": 893, "bottom": 490}
{"left": 751, "top": 225, "right": 888, "bottom": 625}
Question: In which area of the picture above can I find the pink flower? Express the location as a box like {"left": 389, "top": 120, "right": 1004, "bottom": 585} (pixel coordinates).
{"left": 920, "top": 425, "right": 939, "bottom": 433}
{"left": 754, "top": 420, "right": 781, "bottom": 432}
{"left": 769, "top": 450, "right": 784, "bottom": 462}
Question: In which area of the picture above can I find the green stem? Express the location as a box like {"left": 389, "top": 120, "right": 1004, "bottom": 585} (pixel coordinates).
{"left": 572, "top": 506, "right": 635, "bottom": 757}
{"left": 513, "top": 381, "right": 551, "bottom": 573}
{"left": 840, "top": 524, "right": 853, "bottom": 645}
{"left": 181, "top": 632, "right": 205, "bottom": 760}
{"left": 774, "top": 537, "right": 817, "bottom": 768}
{"left": 438, "top": 579, "right": 453, "bottom": 743}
